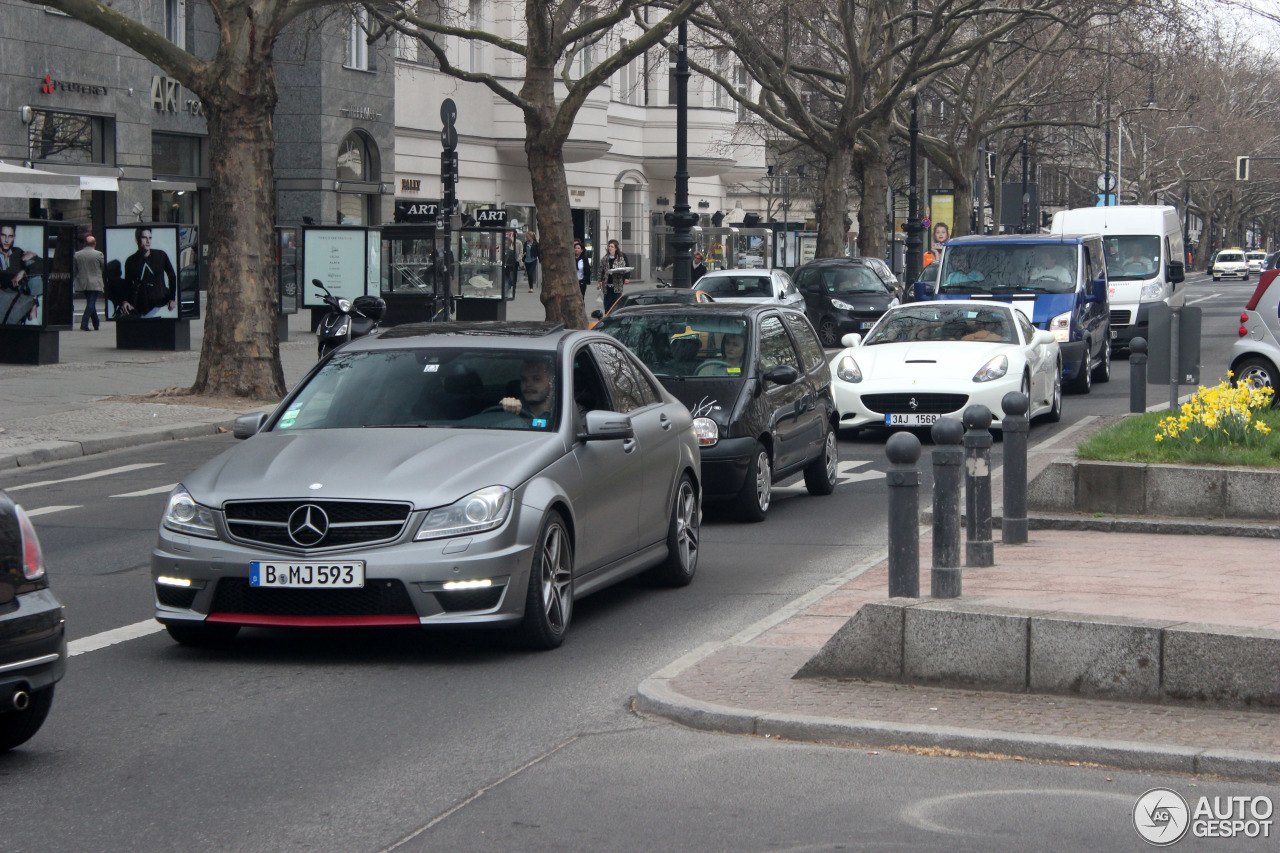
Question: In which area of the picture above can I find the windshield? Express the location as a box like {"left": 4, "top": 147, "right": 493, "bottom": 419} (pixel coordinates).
{"left": 865, "top": 305, "right": 1017, "bottom": 346}
{"left": 599, "top": 313, "right": 751, "bottom": 379}
{"left": 825, "top": 267, "right": 892, "bottom": 295}
{"left": 1248, "top": 252, "right": 1266, "bottom": 262}
{"left": 1217, "top": 252, "right": 1244, "bottom": 263}
{"left": 939, "top": 244, "right": 1078, "bottom": 294}
{"left": 1103, "top": 236, "right": 1161, "bottom": 281}
{"left": 918, "top": 262, "right": 939, "bottom": 284}
{"left": 274, "top": 348, "right": 560, "bottom": 431}
{"left": 694, "top": 275, "right": 772, "bottom": 298}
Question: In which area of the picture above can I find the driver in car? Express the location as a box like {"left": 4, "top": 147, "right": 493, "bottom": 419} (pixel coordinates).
{"left": 945, "top": 253, "right": 985, "bottom": 286}
{"left": 500, "top": 359, "right": 556, "bottom": 423}
{"left": 1030, "top": 247, "right": 1073, "bottom": 283}
{"left": 721, "top": 332, "right": 746, "bottom": 368}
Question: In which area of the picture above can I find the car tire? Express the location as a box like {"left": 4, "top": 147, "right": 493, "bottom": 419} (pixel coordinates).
{"left": 1067, "top": 344, "right": 1093, "bottom": 394}
{"left": 1212, "top": 276, "right": 1220, "bottom": 282}
{"left": 650, "top": 475, "right": 700, "bottom": 587}
{"left": 1043, "top": 361, "right": 1063, "bottom": 422}
{"left": 0, "top": 686, "right": 54, "bottom": 752}
{"left": 1233, "top": 356, "right": 1279, "bottom": 406}
{"left": 817, "top": 317, "right": 839, "bottom": 348}
{"left": 515, "top": 510, "right": 574, "bottom": 650}
{"left": 803, "top": 426, "right": 839, "bottom": 496}
{"left": 734, "top": 442, "right": 771, "bottom": 523}
{"left": 165, "top": 622, "right": 240, "bottom": 647}
{"left": 1092, "top": 337, "right": 1111, "bottom": 383}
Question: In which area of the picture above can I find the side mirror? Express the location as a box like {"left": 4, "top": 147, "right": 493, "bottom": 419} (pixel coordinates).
{"left": 233, "top": 412, "right": 269, "bottom": 440}
{"left": 840, "top": 333, "right": 862, "bottom": 348}
{"left": 763, "top": 364, "right": 801, "bottom": 385}
{"left": 1032, "top": 330, "right": 1057, "bottom": 347}
{"left": 590, "top": 309, "right": 603, "bottom": 320}
{"left": 1167, "top": 260, "right": 1185, "bottom": 284}
{"left": 578, "top": 410, "right": 634, "bottom": 442}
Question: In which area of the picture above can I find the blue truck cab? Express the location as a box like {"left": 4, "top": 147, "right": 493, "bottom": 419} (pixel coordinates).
{"left": 928, "top": 234, "right": 1112, "bottom": 393}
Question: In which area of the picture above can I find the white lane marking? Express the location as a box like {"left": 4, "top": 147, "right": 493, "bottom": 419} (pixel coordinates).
{"left": 22, "top": 505, "right": 81, "bottom": 517}
{"left": 6, "top": 463, "right": 165, "bottom": 492}
{"left": 110, "top": 483, "right": 179, "bottom": 498}
{"left": 1186, "top": 293, "right": 1220, "bottom": 305}
{"left": 68, "top": 620, "right": 165, "bottom": 657}
{"left": 836, "top": 460, "right": 885, "bottom": 485}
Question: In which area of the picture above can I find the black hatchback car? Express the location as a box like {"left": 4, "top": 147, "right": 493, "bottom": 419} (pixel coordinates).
{"left": 599, "top": 303, "right": 837, "bottom": 521}
{"left": 0, "top": 489, "right": 65, "bottom": 752}
{"left": 793, "top": 257, "right": 903, "bottom": 348}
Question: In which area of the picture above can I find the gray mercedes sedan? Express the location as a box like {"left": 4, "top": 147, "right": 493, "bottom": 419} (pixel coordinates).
{"left": 151, "top": 322, "right": 702, "bottom": 650}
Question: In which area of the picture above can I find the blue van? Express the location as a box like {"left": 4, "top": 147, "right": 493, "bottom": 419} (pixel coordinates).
{"left": 928, "top": 234, "right": 1111, "bottom": 393}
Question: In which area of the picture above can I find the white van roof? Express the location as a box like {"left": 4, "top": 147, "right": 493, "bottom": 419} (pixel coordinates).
{"left": 1050, "top": 205, "right": 1179, "bottom": 235}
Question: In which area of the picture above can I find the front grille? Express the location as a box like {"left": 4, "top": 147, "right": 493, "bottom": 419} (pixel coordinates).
{"left": 861, "top": 393, "right": 969, "bottom": 415}
{"left": 1110, "top": 309, "right": 1131, "bottom": 326}
{"left": 436, "top": 586, "right": 504, "bottom": 613}
{"left": 156, "top": 585, "right": 198, "bottom": 609}
{"left": 210, "top": 578, "right": 417, "bottom": 618}
{"left": 223, "top": 500, "right": 412, "bottom": 551}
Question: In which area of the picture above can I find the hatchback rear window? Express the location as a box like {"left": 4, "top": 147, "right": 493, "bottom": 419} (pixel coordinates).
{"left": 694, "top": 276, "right": 771, "bottom": 297}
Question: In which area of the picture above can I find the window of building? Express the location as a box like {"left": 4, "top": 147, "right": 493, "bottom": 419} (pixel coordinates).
{"left": 337, "top": 132, "right": 373, "bottom": 182}
{"left": 735, "top": 65, "right": 751, "bottom": 122}
{"left": 336, "top": 131, "right": 380, "bottom": 226}
{"left": 165, "top": 0, "right": 186, "bottom": 49}
{"left": 468, "top": 0, "right": 483, "bottom": 73}
{"left": 152, "top": 133, "right": 202, "bottom": 177}
{"left": 618, "top": 40, "right": 641, "bottom": 105}
{"left": 710, "top": 48, "right": 728, "bottom": 109}
{"left": 347, "top": 8, "right": 371, "bottom": 71}
{"left": 28, "top": 110, "right": 107, "bottom": 164}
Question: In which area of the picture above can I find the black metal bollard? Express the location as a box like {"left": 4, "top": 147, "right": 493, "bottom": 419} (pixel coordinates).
{"left": 885, "top": 431, "right": 921, "bottom": 598}
{"left": 930, "top": 418, "right": 964, "bottom": 598}
{"left": 963, "top": 404, "right": 994, "bottom": 567}
{"left": 1130, "top": 337, "right": 1148, "bottom": 413}
{"left": 1000, "top": 392, "right": 1029, "bottom": 545}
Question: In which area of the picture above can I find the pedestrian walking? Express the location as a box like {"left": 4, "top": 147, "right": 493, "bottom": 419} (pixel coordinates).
{"left": 597, "top": 239, "right": 630, "bottom": 313}
{"left": 74, "top": 234, "right": 105, "bottom": 330}
{"left": 574, "top": 241, "right": 589, "bottom": 301}
{"left": 502, "top": 232, "right": 519, "bottom": 298}
{"left": 523, "top": 230, "right": 540, "bottom": 292}
{"left": 691, "top": 251, "right": 707, "bottom": 285}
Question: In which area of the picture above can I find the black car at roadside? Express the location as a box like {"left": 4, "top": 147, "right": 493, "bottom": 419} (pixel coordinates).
{"left": 793, "top": 257, "right": 903, "bottom": 347}
{"left": 0, "top": 489, "right": 65, "bottom": 752}
{"left": 599, "top": 303, "right": 838, "bottom": 521}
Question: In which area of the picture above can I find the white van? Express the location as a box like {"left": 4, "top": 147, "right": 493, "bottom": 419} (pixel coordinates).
{"left": 1050, "top": 205, "right": 1186, "bottom": 349}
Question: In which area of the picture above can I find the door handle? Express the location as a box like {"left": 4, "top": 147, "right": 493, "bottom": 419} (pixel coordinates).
{"left": 622, "top": 438, "right": 637, "bottom": 454}
{"left": 659, "top": 413, "right": 672, "bottom": 431}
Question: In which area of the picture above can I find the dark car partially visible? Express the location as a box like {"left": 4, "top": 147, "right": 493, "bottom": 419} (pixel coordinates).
{"left": 0, "top": 490, "right": 65, "bottom": 752}
{"left": 793, "top": 257, "right": 903, "bottom": 347}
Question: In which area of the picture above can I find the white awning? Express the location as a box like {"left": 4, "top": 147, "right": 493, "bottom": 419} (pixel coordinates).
{"left": 79, "top": 175, "right": 119, "bottom": 192}
{"left": 0, "top": 161, "right": 81, "bottom": 200}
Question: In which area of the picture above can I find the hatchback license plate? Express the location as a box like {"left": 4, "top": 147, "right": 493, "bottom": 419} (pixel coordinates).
{"left": 860, "top": 321, "right": 874, "bottom": 329}
{"left": 250, "top": 561, "right": 365, "bottom": 588}
{"left": 885, "top": 413, "right": 940, "bottom": 426}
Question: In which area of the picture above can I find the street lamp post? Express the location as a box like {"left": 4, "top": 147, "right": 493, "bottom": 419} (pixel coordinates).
{"left": 1020, "top": 117, "right": 1030, "bottom": 232}
{"left": 665, "top": 22, "right": 699, "bottom": 288}
{"left": 903, "top": 0, "right": 924, "bottom": 287}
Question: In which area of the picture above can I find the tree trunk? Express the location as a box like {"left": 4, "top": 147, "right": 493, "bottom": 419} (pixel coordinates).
{"left": 526, "top": 134, "right": 585, "bottom": 328}
{"left": 856, "top": 155, "right": 889, "bottom": 261}
{"left": 815, "top": 146, "right": 851, "bottom": 258}
{"left": 191, "top": 68, "right": 285, "bottom": 399}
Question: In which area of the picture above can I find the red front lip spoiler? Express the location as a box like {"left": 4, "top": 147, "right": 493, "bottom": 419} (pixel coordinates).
{"left": 206, "top": 613, "right": 419, "bottom": 628}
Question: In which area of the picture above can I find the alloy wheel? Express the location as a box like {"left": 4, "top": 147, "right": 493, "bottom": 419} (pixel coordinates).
{"left": 756, "top": 450, "right": 772, "bottom": 512}
{"left": 824, "top": 430, "right": 838, "bottom": 483}
{"left": 675, "top": 480, "right": 699, "bottom": 571}
{"left": 538, "top": 522, "right": 573, "bottom": 632}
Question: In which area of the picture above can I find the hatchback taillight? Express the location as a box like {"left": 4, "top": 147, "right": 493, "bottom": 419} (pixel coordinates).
{"left": 14, "top": 505, "right": 45, "bottom": 581}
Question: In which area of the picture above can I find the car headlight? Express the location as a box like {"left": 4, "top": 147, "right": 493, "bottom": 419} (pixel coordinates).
{"left": 163, "top": 485, "right": 219, "bottom": 539}
{"left": 414, "top": 485, "right": 512, "bottom": 540}
{"left": 1140, "top": 281, "right": 1167, "bottom": 301}
{"left": 693, "top": 417, "right": 719, "bottom": 447}
{"left": 1049, "top": 311, "right": 1071, "bottom": 342}
{"left": 973, "top": 354, "right": 1009, "bottom": 382}
{"left": 830, "top": 298, "right": 854, "bottom": 311}
{"left": 836, "top": 355, "right": 862, "bottom": 383}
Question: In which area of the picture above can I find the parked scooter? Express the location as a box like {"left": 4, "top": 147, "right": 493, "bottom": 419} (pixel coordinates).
{"left": 313, "top": 278, "right": 386, "bottom": 358}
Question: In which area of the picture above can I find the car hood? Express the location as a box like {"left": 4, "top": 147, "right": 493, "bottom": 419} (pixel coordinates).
{"left": 183, "top": 428, "right": 567, "bottom": 509}
{"left": 656, "top": 378, "right": 747, "bottom": 424}
{"left": 838, "top": 341, "right": 1016, "bottom": 381}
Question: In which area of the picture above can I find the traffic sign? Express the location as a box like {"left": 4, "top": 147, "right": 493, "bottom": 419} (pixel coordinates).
{"left": 441, "top": 98, "right": 458, "bottom": 151}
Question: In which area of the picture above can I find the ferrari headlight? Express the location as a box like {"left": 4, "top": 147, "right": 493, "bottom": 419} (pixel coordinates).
{"left": 1049, "top": 311, "right": 1071, "bottom": 342}
{"left": 1140, "top": 281, "right": 1167, "bottom": 302}
{"left": 162, "top": 485, "right": 219, "bottom": 539}
{"left": 831, "top": 298, "right": 854, "bottom": 311}
{"left": 693, "top": 417, "right": 719, "bottom": 447}
{"left": 973, "top": 354, "right": 1009, "bottom": 383}
{"left": 415, "top": 486, "right": 512, "bottom": 540}
{"left": 836, "top": 355, "right": 862, "bottom": 383}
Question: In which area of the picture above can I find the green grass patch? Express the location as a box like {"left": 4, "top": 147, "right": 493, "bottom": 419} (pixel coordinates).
{"left": 1077, "top": 409, "right": 1280, "bottom": 467}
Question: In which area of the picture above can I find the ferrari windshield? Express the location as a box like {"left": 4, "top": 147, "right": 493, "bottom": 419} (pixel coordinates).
{"left": 273, "top": 348, "right": 561, "bottom": 431}
{"left": 1104, "top": 236, "right": 1161, "bottom": 281}
{"left": 939, "top": 244, "right": 1078, "bottom": 294}
{"left": 599, "top": 313, "right": 751, "bottom": 379}
{"left": 866, "top": 305, "right": 1017, "bottom": 346}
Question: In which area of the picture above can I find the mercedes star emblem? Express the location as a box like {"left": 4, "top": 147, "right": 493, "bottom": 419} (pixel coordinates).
{"left": 287, "top": 504, "right": 329, "bottom": 547}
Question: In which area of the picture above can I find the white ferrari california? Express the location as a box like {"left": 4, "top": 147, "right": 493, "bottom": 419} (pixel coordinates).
{"left": 829, "top": 300, "right": 1062, "bottom": 433}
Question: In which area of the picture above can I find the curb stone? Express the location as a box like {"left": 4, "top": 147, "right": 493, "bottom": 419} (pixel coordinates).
{"left": 0, "top": 419, "right": 240, "bottom": 471}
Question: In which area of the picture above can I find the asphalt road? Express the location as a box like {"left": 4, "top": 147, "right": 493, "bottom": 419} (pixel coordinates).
{"left": 0, "top": 270, "right": 1267, "bottom": 852}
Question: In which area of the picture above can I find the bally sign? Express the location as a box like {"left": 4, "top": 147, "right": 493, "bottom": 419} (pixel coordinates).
{"left": 394, "top": 200, "right": 440, "bottom": 223}
{"left": 473, "top": 209, "right": 509, "bottom": 226}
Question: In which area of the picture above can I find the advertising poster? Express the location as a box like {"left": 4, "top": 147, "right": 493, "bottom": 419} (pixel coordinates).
{"left": 302, "top": 227, "right": 368, "bottom": 306}
{"left": 929, "top": 192, "right": 955, "bottom": 254}
{"left": 106, "top": 225, "right": 180, "bottom": 319}
{"left": 0, "top": 222, "right": 46, "bottom": 326}
{"left": 177, "top": 225, "right": 200, "bottom": 319}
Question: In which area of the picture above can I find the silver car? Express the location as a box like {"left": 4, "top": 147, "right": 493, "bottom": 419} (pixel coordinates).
{"left": 151, "top": 323, "right": 702, "bottom": 650}
{"left": 693, "top": 269, "right": 806, "bottom": 312}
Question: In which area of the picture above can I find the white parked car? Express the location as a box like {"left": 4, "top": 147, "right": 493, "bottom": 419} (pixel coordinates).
{"left": 1212, "top": 250, "right": 1250, "bottom": 281}
{"left": 692, "top": 268, "right": 805, "bottom": 312}
{"left": 829, "top": 300, "right": 1062, "bottom": 433}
